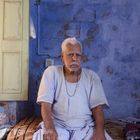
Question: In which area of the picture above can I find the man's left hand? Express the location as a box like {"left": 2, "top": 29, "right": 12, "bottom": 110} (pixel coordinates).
{"left": 92, "top": 129, "right": 106, "bottom": 140}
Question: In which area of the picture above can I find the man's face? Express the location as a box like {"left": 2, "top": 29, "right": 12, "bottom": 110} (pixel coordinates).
{"left": 61, "top": 44, "right": 82, "bottom": 73}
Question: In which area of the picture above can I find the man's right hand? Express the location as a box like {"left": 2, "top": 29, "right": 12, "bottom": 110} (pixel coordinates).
{"left": 43, "top": 128, "right": 58, "bottom": 140}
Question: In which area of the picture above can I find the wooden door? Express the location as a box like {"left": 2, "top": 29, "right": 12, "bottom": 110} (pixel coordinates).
{"left": 0, "top": 0, "right": 29, "bottom": 100}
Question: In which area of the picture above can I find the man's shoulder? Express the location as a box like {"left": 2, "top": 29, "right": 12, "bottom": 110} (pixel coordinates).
{"left": 82, "top": 67, "right": 99, "bottom": 79}
{"left": 44, "top": 65, "right": 63, "bottom": 74}
{"left": 82, "top": 67, "right": 97, "bottom": 74}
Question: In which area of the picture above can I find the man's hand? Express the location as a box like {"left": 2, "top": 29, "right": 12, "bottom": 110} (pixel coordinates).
{"left": 92, "top": 129, "right": 106, "bottom": 140}
{"left": 43, "top": 128, "right": 58, "bottom": 140}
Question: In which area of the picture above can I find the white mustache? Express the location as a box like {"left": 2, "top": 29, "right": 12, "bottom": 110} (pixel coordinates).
{"left": 64, "top": 62, "right": 79, "bottom": 68}
{"left": 70, "top": 62, "right": 79, "bottom": 66}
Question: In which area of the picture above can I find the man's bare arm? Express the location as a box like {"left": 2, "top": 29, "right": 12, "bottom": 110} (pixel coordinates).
{"left": 91, "top": 105, "right": 106, "bottom": 140}
{"left": 41, "top": 102, "right": 58, "bottom": 140}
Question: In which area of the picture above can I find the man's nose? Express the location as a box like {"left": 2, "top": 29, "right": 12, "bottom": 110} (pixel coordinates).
{"left": 72, "top": 54, "right": 77, "bottom": 60}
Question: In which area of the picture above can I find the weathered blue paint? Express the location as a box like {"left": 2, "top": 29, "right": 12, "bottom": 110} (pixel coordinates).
{"left": 1, "top": 0, "right": 140, "bottom": 124}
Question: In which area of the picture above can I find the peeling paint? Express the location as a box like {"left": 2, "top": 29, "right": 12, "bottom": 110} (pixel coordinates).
{"left": 106, "top": 65, "right": 113, "bottom": 75}
{"left": 131, "top": 93, "right": 140, "bottom": 101}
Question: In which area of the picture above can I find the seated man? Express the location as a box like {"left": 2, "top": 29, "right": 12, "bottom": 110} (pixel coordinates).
{"left": 33, "top": 37, "right": 112, "bottom": 140}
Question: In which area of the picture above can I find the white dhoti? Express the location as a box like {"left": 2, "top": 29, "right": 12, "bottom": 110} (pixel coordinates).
{"left": 33, "top": 122, "right": 112, "bottom": 140}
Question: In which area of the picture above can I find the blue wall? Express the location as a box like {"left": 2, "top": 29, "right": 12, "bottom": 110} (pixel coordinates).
{"left": 29, "top": 0, "right": 140, "bottom": 119}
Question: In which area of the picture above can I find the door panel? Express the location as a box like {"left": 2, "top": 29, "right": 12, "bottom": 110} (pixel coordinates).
{"left": 0, "top": 0, "right": 29, "bottom": 100}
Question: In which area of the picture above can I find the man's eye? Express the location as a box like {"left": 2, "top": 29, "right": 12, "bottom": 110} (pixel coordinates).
{"left": 67, "top": 53, "right": 82, "bottom": 58}
{"left": 77, "top": 54, "right": 82, "bottom": 57}
{"left": 68, "top": 54, "right": 73, "bottom": 57}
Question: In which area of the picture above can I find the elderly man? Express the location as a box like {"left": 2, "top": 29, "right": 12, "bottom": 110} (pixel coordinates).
{"left": 33, "top": 37, "right": 112, "bottom": 140}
